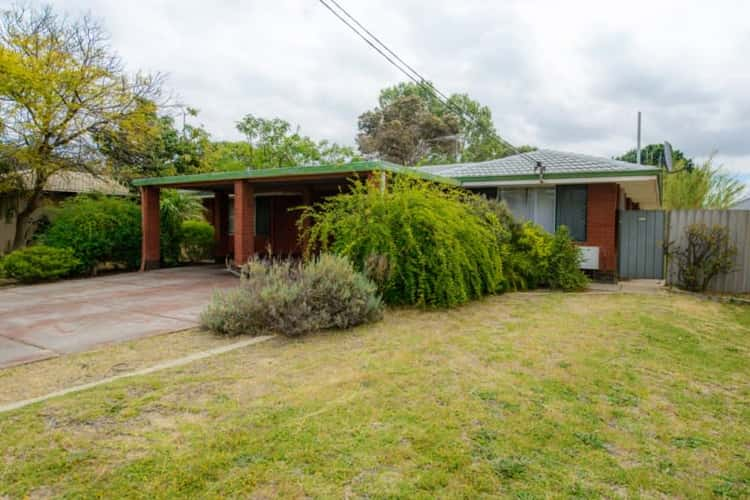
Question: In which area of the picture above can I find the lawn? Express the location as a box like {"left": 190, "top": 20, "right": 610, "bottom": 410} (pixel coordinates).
{"left": 1, "top": 292, "right": 749, "bottom": 498}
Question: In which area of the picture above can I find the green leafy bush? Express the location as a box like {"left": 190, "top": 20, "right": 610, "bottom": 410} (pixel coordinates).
{"left": 667, "top": 223, "right": 736, "bottom": 292}
{"left": 201, "top": 254, "right": 383, "bottom": 336}
{"left": 0, "top": 245, "right": 80, "bottom": 283}
{"left": 548, "top": 226, "right": 588, "bottom": 291}
{"left": 300, "top": 175, "right": 504, "bottom": 307}
{"left": 160, "top": 190, "right": 206, "bottom": 265}
{"left": 181, "top": 220, "right": 214, "bottom": 262}
{"left": 466, "top": 196, "right": 586, "bottom": 291}
{"left": 41, "top": 195, "right": 141, "bottom": 273}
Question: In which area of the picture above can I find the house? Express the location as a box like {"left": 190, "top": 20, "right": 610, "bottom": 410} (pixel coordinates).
{"left": 731, "top": 196, "right": 750, "bottom": 210}
{"left": 132, "top": 150, "right": 662, "bottom": 279}
{"left": 1, "top": 170, "right": 130, "bottom": 253}
{"left": 420, "top": 150, "right": 662, "bottom": 279}
{"left": 131, "top": 162, "right": 454, "bottom": 271}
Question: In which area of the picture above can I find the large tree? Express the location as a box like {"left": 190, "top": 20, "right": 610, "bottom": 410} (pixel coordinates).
{"left": 617, "top": 143, "right": 695, "bottom": 170}
{"left": 0, "top": 5, "right": 163, "bottom": 248}
{"left": 236, "top": 114, "right": 358, "bottom": 168}
{"left": 357, "top": 82, "right": 529, "bottom": 165}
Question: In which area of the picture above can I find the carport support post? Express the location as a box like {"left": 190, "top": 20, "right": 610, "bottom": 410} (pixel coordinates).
{"left": 234, "top": 180, "right": 255, "bottom": 266}
{"left": 140, "top": 186, "right": 160, "bottom": 271}
{"left": 213, "top": 191, "right": 229, "bottom": 263}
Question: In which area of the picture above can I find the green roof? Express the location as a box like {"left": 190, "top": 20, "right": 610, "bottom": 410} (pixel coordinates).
{"left": 131, "top": 160, "right": 458, "bottom": 187}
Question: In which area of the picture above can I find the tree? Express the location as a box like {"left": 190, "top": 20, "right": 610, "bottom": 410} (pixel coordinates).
{"left": 236, "top": 114, "right": 359, "bottom": 168}
{"left": 617, "top": 143, "right": 694, "bottom": 170}
{"left": 0, "top": 5, "right": 163, "bottom": 248}
{"left": 663, "top": 156, "right": 744, "bottom": 209}
{"left": 357, "top": 82, "right": 529, "bottom": 165}
{"left": 202, "top": 140, "right": 254, "bottom": 172}
{"left": 97, "top": 106, "right": 211, "bottom": 183}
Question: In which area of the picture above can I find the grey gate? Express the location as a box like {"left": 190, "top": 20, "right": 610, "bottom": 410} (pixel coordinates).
{"left": 618, "top": 210, "right": 665, "bottom": 279}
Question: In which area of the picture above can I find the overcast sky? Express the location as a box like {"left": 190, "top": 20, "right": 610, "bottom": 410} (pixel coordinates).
{"left": 14, "top": 0, "right": 750, "bottom": 184}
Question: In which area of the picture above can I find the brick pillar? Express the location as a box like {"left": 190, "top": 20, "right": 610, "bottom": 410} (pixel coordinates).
{"left": 585, "top": 183, "right": 618, "bottom": 273}
{"left": 233, "top": 180, "right": 255, "bottom": 265}
{"left": 301, "top": 185, "right": 313, "bottom": 253}
{"left": 213, "top": 191, "right": 229, "bottom": 263}
{"left": 140, "top": 187, "right": 160, "bottom": 271}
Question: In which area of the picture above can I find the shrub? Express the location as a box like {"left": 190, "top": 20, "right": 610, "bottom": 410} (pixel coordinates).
{"left": 548, "top": 226, "right": 588, "bottom": 291}
{"left": 467, "top": 196, "right": 587, "bottom": 291}
{"left": 0, "top": 245, "right": 80, "bottom": 283}
{"left": 667, "top": 223, "right": 736, "bottom": 292}
{"left": 300, "top": 174, "right": 504, "bottom": 307}
{"left": 41, "top": 195, "right": 141, "bottom": 273}
{"left": 201, "top": 254, "right": 383, "bottom": 336}
{"left": 160, "top": 189, "right": 206, "bottom": 265}
{"left": 181, "top": 220, "right": 214, "bottom": 262}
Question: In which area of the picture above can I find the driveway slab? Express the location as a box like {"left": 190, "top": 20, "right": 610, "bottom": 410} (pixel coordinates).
{"left": 0, "top": 266, "right": 238, "bottom": 368}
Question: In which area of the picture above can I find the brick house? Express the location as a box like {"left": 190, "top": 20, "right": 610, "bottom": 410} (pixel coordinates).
{"left": 420, "top": 150, "right": 662, "bottom": 279}
{"left": 133, "top": 151, "right": 661, "bottom": 279}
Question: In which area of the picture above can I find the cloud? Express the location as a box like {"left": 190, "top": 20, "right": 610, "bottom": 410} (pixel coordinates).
{"left": 5, "top": 0, "right": 749, "bottom": 182}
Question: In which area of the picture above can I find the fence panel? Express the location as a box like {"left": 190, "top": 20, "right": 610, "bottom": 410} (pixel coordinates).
{"left": 666, "top": 209, "right": 750, "bottom": 293}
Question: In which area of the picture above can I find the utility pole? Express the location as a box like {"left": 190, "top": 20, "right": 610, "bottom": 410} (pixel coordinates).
{"left": 636, "top": 111, "right": 642, "bottom": 165}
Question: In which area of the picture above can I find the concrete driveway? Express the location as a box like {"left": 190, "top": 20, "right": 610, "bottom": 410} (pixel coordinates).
{"left": 0, "top": 266, "right": 238, "bottom": 368}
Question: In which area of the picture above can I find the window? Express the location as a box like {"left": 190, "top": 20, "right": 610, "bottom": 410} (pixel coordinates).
{"left": 255, "top": 197, "right": 271, "bottom": 236}
{"left": 555, "top": 185, "right": 587, "bottom": 241}
{"left": 227, "top": 197, "right": 271, "bottom": 236}
{"left": 468, "top": 187, "right": 498, "bottom": 200}
{"left": 499, "top": 187, "right": 556, "bottom": 234}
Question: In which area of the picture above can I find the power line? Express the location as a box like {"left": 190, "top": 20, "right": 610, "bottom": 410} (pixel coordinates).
{"left": 318, "top": 0, "right": 537, "bottom": 166}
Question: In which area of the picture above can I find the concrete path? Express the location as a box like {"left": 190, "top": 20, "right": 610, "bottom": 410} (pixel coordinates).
{"left": 0, "top": 266, "right": 238, "bottom": 369}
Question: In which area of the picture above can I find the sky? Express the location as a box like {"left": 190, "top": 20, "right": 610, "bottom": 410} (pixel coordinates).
{"left": 10, "top": 0, "right": 750, "bottom": 187}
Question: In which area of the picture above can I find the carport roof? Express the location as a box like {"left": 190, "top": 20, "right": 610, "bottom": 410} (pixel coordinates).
{"left": 132, "top": 160, "right": 457, "bottom": 187}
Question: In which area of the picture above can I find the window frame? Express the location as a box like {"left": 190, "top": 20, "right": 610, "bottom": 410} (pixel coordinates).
{"left": 555, "top": 184, "right": 588, "bottom": 242}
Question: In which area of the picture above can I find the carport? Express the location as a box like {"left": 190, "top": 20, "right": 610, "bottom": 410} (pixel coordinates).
{"left": 131, "top": 161, "right": 452, "bottom": 270}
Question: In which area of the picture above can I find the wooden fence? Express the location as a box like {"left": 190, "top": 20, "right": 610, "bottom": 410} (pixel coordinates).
{"left": 666, "top": 209, "right": 750, "bottom": 293}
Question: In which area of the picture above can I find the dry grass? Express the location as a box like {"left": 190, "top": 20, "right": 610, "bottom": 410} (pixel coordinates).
{"left": 0, "top": 328, "right": 238, "bottom": 405}
{"left": 0, "top": 291, "right": 748, "bottom": 498}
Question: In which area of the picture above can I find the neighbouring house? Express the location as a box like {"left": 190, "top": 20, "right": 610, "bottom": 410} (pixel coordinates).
{"left": 132, "top": 150, "right": 662, "bottom": 280}
{"left": 731, "top": 195, "right": 750, "bottom": 210}
{"left": 0, "top": 170, "right": 130, "bottom": 253}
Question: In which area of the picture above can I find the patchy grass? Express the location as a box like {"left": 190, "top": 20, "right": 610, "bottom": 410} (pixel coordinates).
{"left": 0, "top": 329, "right": 238, "bottom": 405}
{"left": 1, "top": 292, "right": 749, "bottom": 498}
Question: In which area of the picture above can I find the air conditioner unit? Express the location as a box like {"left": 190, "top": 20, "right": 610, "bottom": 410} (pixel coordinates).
{"left": 578, "top": 246, "right": 599, "bottom": 270}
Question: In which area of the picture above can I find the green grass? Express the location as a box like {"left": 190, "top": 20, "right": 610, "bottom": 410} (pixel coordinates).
{"left": 1, "top": 292, "right": 749, "bottom": 498}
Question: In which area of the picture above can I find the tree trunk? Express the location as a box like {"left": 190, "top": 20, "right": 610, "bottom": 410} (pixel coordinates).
{"left": 11, "top": 189, "right": 43, "bottom": 250}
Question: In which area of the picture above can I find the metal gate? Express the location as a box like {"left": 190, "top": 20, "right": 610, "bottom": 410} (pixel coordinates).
{"left": 618, "top": 210, "right": 665, "bottom": 279}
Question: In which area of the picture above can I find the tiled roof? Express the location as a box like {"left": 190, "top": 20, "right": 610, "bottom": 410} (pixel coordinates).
{"left": 19, "top": 170, "right": 130, "bottom": 195}
{"left": 417, "top": 149, "right": 660, "bottom": 179}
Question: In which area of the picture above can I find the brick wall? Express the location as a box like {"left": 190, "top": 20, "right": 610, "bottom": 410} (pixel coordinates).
{"left": 579, "top": 183, "right": 618, "bottom": 273}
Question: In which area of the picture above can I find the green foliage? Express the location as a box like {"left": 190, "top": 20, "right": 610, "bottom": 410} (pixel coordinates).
{"left": 181, "top": 220, "right": 214, "bottom": 262}
{"left": 0, "top": 245, "right": 79, "bottom": 282}
{"left": 235, "top": 114, "right": 359, "bottom": 168}
{"left": 41, "top": 195, "right": 141, "bottom": 273}
{"left": 617, "top": 143, "right": 694, "bottom": 170}
{"left": 159, "top": 189, "right": 205, "bottom": 265}
{"left": 466, "top": 196, "right": 587, "bottom": 291}
{"left": 300, "top": 175, "right": 504, "bottom": 307}
{"left": 668, "top": 223, "right": 737, "bottom": 292}
{"left": 359, "top": 82, "right": 532, "bottom": 165}
{"left": 664, "top": 157, "right": 744, "bottom": 209}
{"left": 0, "top": 5, "right": 162, "bottom": 249}
{"left": 548, "top": 226, "right": 589, "bottom": 291}
{"left": 201, "top": 254, "right": 383, "bottom": 336}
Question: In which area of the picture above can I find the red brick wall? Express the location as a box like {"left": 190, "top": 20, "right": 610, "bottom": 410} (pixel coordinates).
{"left": 579, "top": 183, "right": 618, "bottom": 272}
{"left": 140, "top": 187, "right": 161, "bottom": 271}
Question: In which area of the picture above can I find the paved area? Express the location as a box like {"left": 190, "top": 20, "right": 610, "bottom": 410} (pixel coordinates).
{"left": 0, "top": 266, "right": 238, "bottom": 369}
